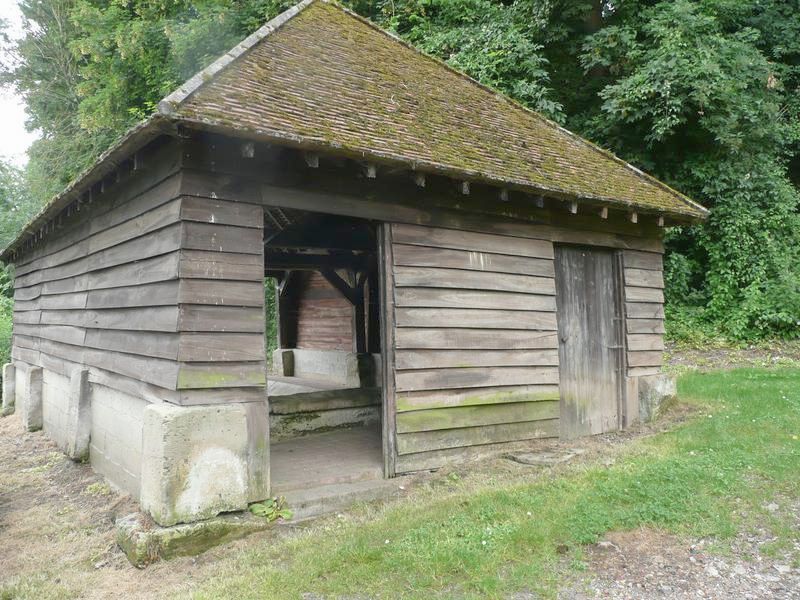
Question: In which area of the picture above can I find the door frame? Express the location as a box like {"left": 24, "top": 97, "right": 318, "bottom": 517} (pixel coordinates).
{"left": 377, "top": 222, "right": 397, "bottom": 477}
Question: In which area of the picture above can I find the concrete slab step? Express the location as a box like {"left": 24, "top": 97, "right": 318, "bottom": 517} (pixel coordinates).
{"left": 282, "top": 477, "right": 409, "bottom": 521}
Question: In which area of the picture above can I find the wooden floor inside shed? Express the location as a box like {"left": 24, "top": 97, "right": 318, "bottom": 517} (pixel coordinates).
{"left": 271, "top": 425, "right": 383, "bottom": 494}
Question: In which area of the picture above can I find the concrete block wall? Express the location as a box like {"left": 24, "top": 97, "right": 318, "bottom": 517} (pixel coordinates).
{"left": 42, "top": 369, "right": 71, "bottom": 450}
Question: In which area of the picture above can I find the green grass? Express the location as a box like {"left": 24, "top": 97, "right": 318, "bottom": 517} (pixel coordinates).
{"left": 188, "top": 368, "right": 800, "bottom": 599}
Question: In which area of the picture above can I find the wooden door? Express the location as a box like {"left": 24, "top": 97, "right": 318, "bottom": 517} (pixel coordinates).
{"left": 554, "top": 246, "right": 623, "bottom": 438}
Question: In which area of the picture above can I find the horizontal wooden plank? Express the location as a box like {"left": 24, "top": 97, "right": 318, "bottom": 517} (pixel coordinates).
{"left": 623, "top": 250, "right": 663, "bottom": 271}
{"left": 625, "top": 302, "right": 664, "bottom": 319}
{"left": 14, "top": 292, "right": 87, "bottom": 311}
{"left": 394, "top": 288, "right": 556, "bottom": 311}
{"left": 395, "top": 328, "right": 558, "bottom": 350}
{"left": 392, "top": 244, "right": 554, "bottom": 277}
{"left": 39, "top": 306, "right": 179, "bottom": 332}
{"left": 628, "top": 366, "right": 661, "bottom": 377}
{"left": 396, "top": 385, "right": 560, "bottom": 412}
{"left": 176, "top": 362, "right": 266, "bottom": 389}
{"left": 179, "top": 250, "right": 264, "bottom": 281}
{"left": 180, "top": 196, "right": 263, "bottom": 228}
{"left": 395, "top": 349, "right": 559, "bottom": 370}
{"left": 182, "top": 222, "right": 263, "bottom": 255}
{"left": 179, "top": 305, "right": 265, "bottom": 333}
{"left": 627, "top": 318, "right": 665, "bottom": 334}
{"left": 391, "top": 223, "right": 554, "bottom": 258}
{"left": 84, "top": 329, "right": 179, "bottom": 361}
{"left": 13, "top": 310, "right": 41, "bottom": 325}
{"left": 625, "top": 286, "right": 664, "bottom": 303}
{"left": 83, "top": 346, "right": 178, "bottom": 389}
{"left": 395, "top": 438, "right": 537, "bottom": 473}
{"left": 626, "top": 334, "right": 665, "bottom": 351}
{"left": 178, "top": 279, "right": 264, "bottom": 307}
{"left": 624, "top": 268, "right": 664, "bottom": 289}
{"left": 86, "top": 281, "right": 179, "bottom": 309}
{"left": 394, "top": 266, "right": 556, "bottom": 295}
{"left": 396, "top": 366, "right": 560, "bottom": 392}
{"left": 178, "top": 333, "right": 266, "bottom": 362}
{"left": 397, "top": 400, "right": 559, "bottom": 433}
{"left": 627, "top": 350, "right": 663, "bottom": 367}
{"left": 396, "top": 418, "right": 559, "bottom": 454}
{"left": 14, "top": 324, "right": 86, "bottom": 346}
{"left": 395, "top": 308, "right": 557, "bottom": 331}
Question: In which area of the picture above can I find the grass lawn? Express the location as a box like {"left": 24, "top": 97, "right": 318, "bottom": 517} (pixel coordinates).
{"left": 188, "top": 368, "right": 800, "bottom": 599}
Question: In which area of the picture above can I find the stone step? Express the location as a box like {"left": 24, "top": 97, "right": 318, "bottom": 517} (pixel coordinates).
{"left": 282, "top": 477, "right": 409, "bottom": 521}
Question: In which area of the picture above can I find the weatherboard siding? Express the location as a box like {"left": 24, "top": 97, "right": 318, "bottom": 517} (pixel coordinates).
{"left": 621, "top": 250, "right": 665, "bottom": 377}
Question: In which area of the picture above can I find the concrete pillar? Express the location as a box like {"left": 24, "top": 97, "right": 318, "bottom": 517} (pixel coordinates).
{"left": 1, "top": 363, "right": 15, "bottom": 416}
{"left": 19, "top": 366, "right": 43, "bottom": 431}
{"left": 65, "top": 368, "right": 91, "bottom": 461}
{"left": 140, "top": 402, "right": 269, "bottom": 527}
{"left": 638, "top": 373, "right": 677, "bottom": 422}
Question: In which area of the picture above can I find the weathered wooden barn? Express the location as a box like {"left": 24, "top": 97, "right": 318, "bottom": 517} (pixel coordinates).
{"left": 0, "top": 0, "right": 706, "bottom": 527}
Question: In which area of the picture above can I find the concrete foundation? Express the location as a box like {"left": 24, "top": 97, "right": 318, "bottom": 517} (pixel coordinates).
{"left": 64, "top": 369, "right": 91, "bottom": 460}
{"left": 271, "top": 349, "right": 379, "bottom": 387}
{"left": 1, "top": 363, "right": 15, "bottom": 416}
{"left": 18, "top": 365, "right": 43, "bottom": 431}
{"left": 140, "top": 402, "right": 268, "bottom": 527}
{"left": 638, "top": 373, "right": 678, "bottom": 422}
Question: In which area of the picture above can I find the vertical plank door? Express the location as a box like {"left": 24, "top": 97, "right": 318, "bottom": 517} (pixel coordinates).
{"left": 554, "top": 246, "right": 623, "bottom": 438}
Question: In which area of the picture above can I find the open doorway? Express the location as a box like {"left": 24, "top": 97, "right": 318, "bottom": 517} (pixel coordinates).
{"left": 263, "top": 208, "right": 384, "bottom": 496}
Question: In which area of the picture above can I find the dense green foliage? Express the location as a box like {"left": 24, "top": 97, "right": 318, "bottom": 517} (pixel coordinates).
{"left": 1, "top": 0, "right": 799, "bottom": 340}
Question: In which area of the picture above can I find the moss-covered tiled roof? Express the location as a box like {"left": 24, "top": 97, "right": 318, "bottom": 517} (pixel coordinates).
{"left": 160, "top": 0, "right": 706, "bottom": 219}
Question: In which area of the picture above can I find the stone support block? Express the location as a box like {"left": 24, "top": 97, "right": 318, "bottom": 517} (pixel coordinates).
{"left": 65, "top": 368, "right": 91, "bottom": 461}
{"left": 638, "top": 373, "right": 677, "bottom": 422}
{"left": 140, "top": 402, "right": 268, "bottom": 527}
{"left": 19, "top": 366, "right": 43, "bottom": 431}
{"left": 2, "top": 363, "right": 16, "bottom": 416}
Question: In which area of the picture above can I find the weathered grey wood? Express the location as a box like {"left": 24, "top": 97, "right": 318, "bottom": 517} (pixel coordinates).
{"left": 627, "top": 334, "right": 665, "bottom": 351}
{"left": 625, "top": 286, "right": 664, "bottom": 303}
{"left": 396, "top": 418, "right": 559, "bottom": 454}
{"left": 623, "top": 250, "right": 663, "bottom": 271}
{"left": 86, "top": 281, "right": 179, "bottom": 309}
{"left": 178, "top": 279, "right": 264, "bottom": 307}
{"left": 395, "top": 328, "right": 558, "bottom": 350}
{"left": 393, "top": 288, "right": 556, "bottom": 311}
{"left": 86, "top": 252, "right": 180, "bottom": 291}
{"left": 627, "top": 350, "right": 663, "bottom": 367}
{"left": 624, "top": 267, "right": 664, "bottom": 289}
{"left": 39, "top": 306, "right": 179, "bottom": 332}
{"left": 395, "top": 308, "right": 557, "bottom": 331}
{"left": 180, "top": 196, "right": 263, "bottom": 228}
{"left": 14, "top": 292, "right": 88, "bottom": 311}
{"left": 394, "top": 438, "right": 535, "bottom": 473}
{"left": 13, "top": 310, "right": 41, "bottom": 325}
{"left": 87, "top": 224, "right": 182, "bottom": 273}
{"left": 14, "top": 324, "right": 86, "bottom": 346}
{"left": 393, "top": 243, "right": 554, "bottom": 277}
{"left": 179, "top": 305, "right": 265, "bottom": 332}
{"left": 179, "top": 250, "right": 264, "bottom": 281}
{"left": 391, "top": 223, "right": 554, "bottom": 258}
{"left": 624, "top": 376, "right": 639, "bottom": 428}
{"left": 626, "top": 318, "right": 665, "bottom": 334}
{"left": 394, "top": 267, "right": 556, "bottom": 295}
{"left": 378, "top": 223, "right": 397, "bottom": 477}
{"left": 182, "top": 222, "right": 263, "bottom": 255}
{"left": 84, "top": 329, "right": 179, "bottom": 360}
{"left": 625, "top": 302, "right": 665, "bottom": 319}
{"left": 178, "top": 333, "right": 266, "bottom": 362}
{"left": 628, "top": 366, "right": 661, "bottom": 377}
{"left": 555, "top": 246, "right": 622, "bottom": 438}
{"left": 395, "top": 366, "right": 559, "bottom": 392}
{"left": 176, "top": 362, "right": 266, "bottom": 389}
{"left": 396, "top": 400, "right": 559, "bottom": 433}
{"left": 395, "top": 349, "right": 559, "bottom": 370}
{"left": 396, "top": 384, "right": 560, "bottom": 412}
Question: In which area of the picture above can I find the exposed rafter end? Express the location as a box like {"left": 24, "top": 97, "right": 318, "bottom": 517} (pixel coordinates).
{"left": 657, "top": 215, "right": 665, "bottom": 227}
{"left": 365, "top": 163, "right": 377, "bottom": 179}
{"left": 241, "top": 141, "right": 255, "bottom": 158}
{"left": 499, "top": 188, "right": 509, "bottom": 202}
{"left": 460, "top": 181, "right": 470, "bottom": 195}
{"left": 628, "top": 211, "right": 638, "bottom": 224}
{"left": 569, "top": 200, "right": 578, "bottom": 214}
{"left": 133, "top": 152, "right": 144, "bottom": 171}
{"left": 534, "top": 195, "right": 545, "bottom": 208}
{"left": 304, "top": 152, "right": 319, "bottom": 168}
{"left": 599, "top": 206, "right": 608, "bottom": 219}
{"left": 413, "top": 172, "right": 426, "bottom": 188}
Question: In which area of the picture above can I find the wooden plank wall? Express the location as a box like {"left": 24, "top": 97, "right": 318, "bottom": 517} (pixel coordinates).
{"left": 621, "top": 250, "right": 665, "bottom": 377}
{"left": 390, "top": 223, "right": 561, "bottom": 473}
{"left": 10, "top": 139, "right": 187, "bottom": 401}
{"left": 294, "top": 271, "right": 354, "bottom": 351}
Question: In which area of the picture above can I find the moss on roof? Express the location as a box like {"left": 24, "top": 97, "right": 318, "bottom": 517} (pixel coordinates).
{"left": 165, "top": 0, "right": 706, "bottom": 218}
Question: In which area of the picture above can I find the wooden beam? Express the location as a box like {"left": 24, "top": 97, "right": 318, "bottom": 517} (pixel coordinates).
{"left": 265, "top": 249, "right": 372, "bottom": 271}
{"left": 629, "top": 211, "right": 638, "bottom": 224}
{"left": 600, "top": 206, "right": 608, "bottom": 219}
{"left": 414, "top": 172, "right": 426, "bottom": 188}
{"left": 241, "top": 141, "right": 255, "bottom": 158}
{"left": 569, "top": 200, "right": 578, "bottom": 214}
{"left": 657, "top": 215, "right": 665, "bottom": 227}
{"left": 320, "top": 269, "right": 359, "bottom": 305}
{"left": 534, "top": 195, "right": 545, "bottom": 208}
{"left": 365, "top": 163, "right": 377, "bottom": 179}
{"left": 461, "top": 181, "right": 470, "bottom": 195}
{"left": 304, "top": 152, "right": 319, "bottom": 168}
{"left": 499, "top": 188, "right": 509, "bottom": 202}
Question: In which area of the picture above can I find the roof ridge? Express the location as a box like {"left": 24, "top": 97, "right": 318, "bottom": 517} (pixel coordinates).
{"left": 328, "top": 1, "right": 708, "bottom": 217}
{"left": 157, "top": 0, "right": 318, "bottom": 115}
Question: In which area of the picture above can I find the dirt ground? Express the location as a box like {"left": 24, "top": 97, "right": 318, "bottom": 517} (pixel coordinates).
{"left": 1, "top": 349, "right": 798, "bottom": 599}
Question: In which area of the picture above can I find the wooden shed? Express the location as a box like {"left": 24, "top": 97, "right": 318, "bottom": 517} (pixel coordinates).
{"left": 0, "top": 0, "right": 707, "bottom": 526}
